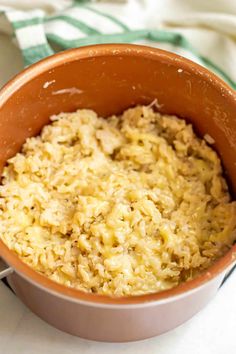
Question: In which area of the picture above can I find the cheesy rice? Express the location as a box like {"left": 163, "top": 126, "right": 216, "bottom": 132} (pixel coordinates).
{"left": 0, "top": 106, "right": 235, "bottom": 296}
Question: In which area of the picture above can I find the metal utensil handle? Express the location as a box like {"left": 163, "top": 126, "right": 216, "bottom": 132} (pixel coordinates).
{"left": 0, "top": 258, "right": 13, "bottom": 280}
{"left": 220, "top": 262, "right": 236, "bottom": 287}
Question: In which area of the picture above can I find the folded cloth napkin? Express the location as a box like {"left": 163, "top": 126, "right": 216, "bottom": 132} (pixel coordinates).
{"left": 0, "top": 0, "right": 235, "bottom": 89}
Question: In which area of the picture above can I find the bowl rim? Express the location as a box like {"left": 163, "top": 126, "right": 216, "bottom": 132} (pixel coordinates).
{"left": 0, "top": 43, "right": 236, "bottom": 306}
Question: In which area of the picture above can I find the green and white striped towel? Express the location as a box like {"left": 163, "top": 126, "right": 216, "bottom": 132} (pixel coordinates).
{"left": 0, "top": 0, "right": 236, "bottom": 89}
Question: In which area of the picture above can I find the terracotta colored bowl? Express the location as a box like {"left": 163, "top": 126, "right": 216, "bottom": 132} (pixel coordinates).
{"left": 0, "top": 44, "right": 236, "bottom": 342}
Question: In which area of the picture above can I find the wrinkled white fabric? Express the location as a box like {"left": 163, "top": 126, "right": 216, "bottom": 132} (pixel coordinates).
{"left": 0, "top": 0, "right": 235, "bottom": 81}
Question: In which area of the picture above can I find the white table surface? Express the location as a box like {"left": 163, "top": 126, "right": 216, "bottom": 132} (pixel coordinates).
{"left": 0, "top": 33, "right": 236, "bottom": 354}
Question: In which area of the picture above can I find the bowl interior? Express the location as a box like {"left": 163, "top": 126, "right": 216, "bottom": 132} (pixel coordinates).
{"left": 0, "top": 46, "right": 236, "bottom": 191}
{"left": 0, "top": 44, "right": 236, "bottom": 303}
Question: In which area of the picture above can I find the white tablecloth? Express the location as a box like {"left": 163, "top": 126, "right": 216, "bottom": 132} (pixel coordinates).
{"left": 0, "top": 29, "right": 236, "bottom": 354}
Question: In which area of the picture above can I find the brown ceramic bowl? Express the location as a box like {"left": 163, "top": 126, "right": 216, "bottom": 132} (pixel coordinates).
{"left": 0, "top": 44, "right": 236, "bottom": 342}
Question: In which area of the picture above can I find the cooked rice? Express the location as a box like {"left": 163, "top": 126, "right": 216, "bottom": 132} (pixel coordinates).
{"left": 0, "top": 106, "right": 235, "bottom": 296}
